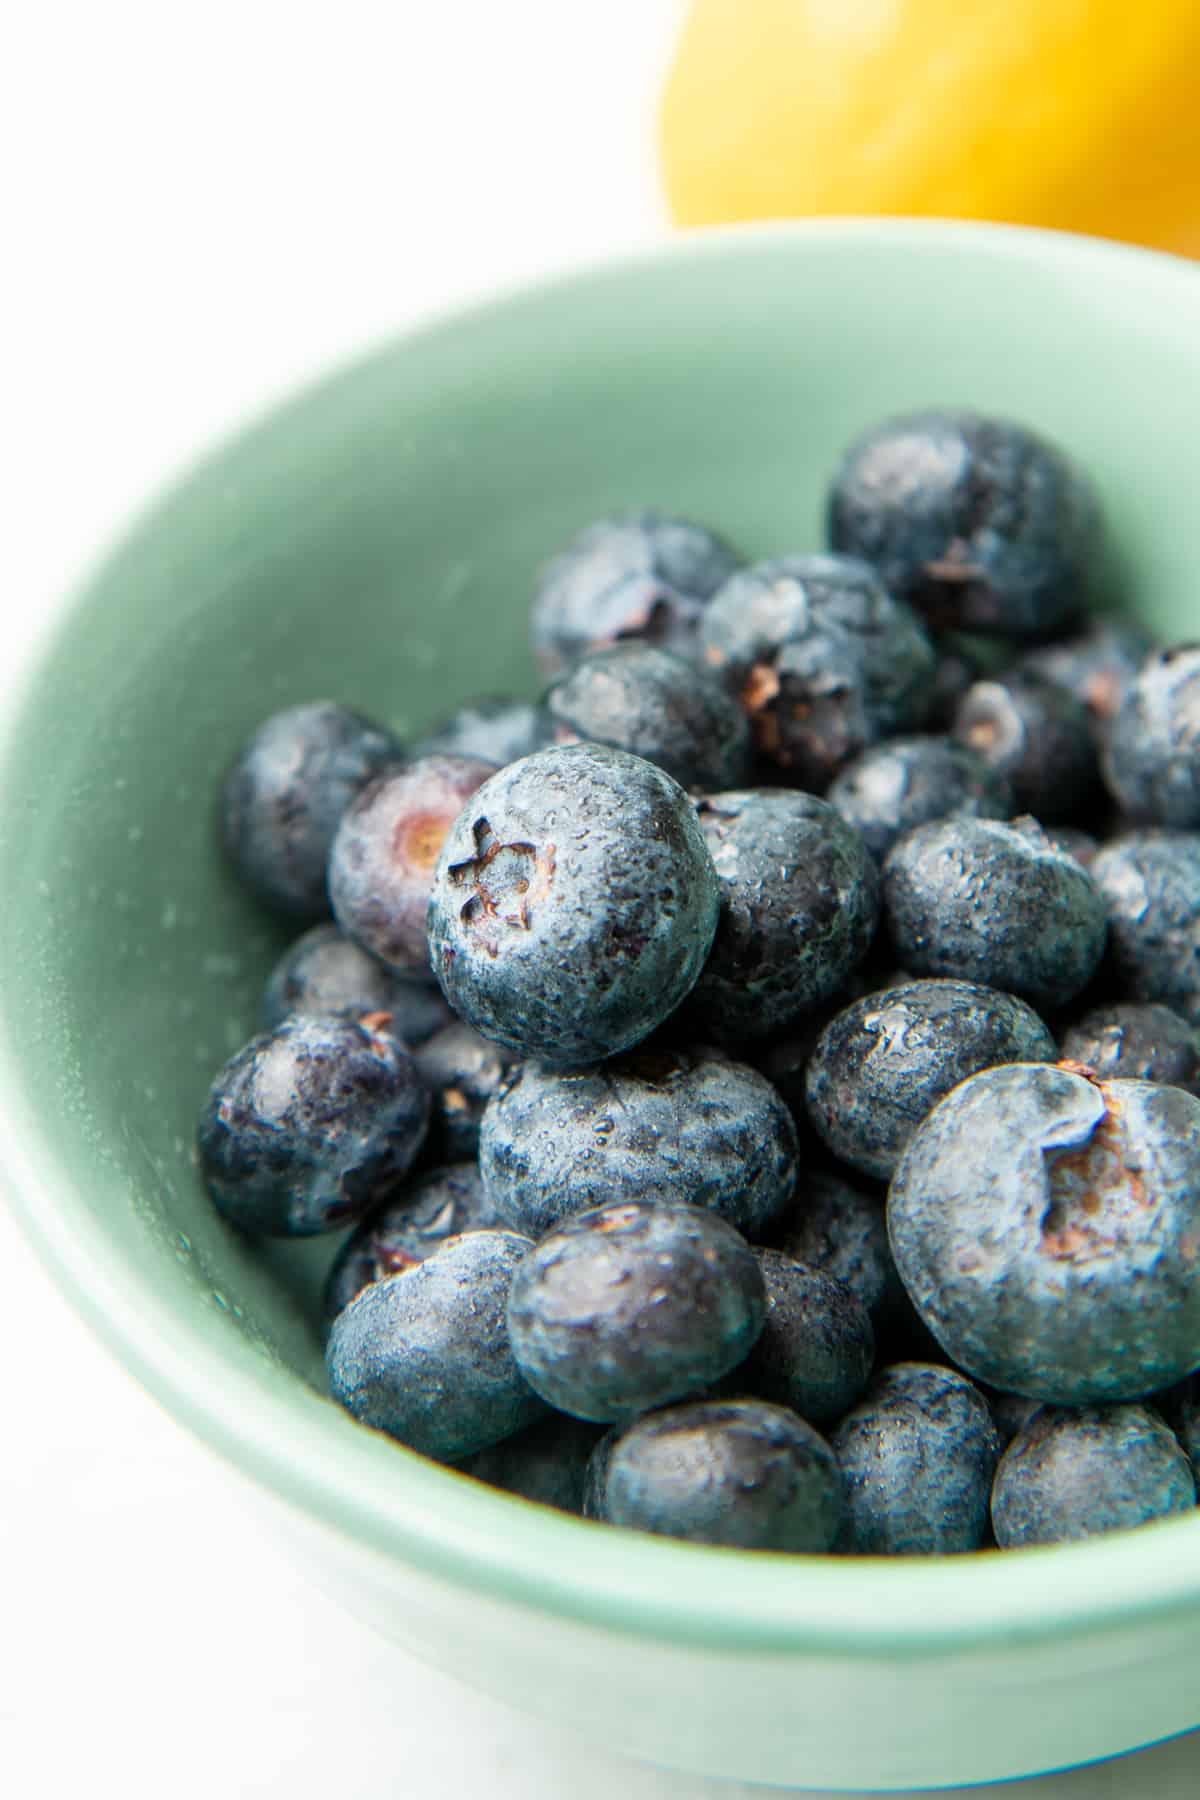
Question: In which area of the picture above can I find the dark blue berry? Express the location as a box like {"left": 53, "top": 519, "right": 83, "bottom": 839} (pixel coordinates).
{"left": 883, "top": 817, "right": 1107, "bottom": 1011}
{"left": 330, "top": 754, "right": 496, "bottom": 976}
{"left": 197, "top": 1014, "right": 430, "bottom": 1236}
{"left": 682, "top": 791, "right": 880, "bottom": 1046}
{"left": 889, "top": 1063, "right": 1200, "bottom": 1403}
{"left": 991, "top": 1405, "right": 1195, "bottom": 1547}
{"left": 951, "top": 671, "right": 1099, "bottom": 824}
{"left": 479, "top": 1045, "right": 797, "bottom": 1240}
{"left": 772, "top": 1170, "right": 904, "bottom": 1331}
{"left": 1020, "top": 616, "right": 1155, "bottom": 736}
{"left": 541, "top": 644, "right": 751, "bottom": 791}
{"left": 326, "top": 1229, "right": 544, "bottom": 1461}
{"left": 505, "top": 1200, "right": 766, "bottom": 1422}
{"left": 219, "top": 701, "right": 404, "bottom": 921}
{"left": 1102, "top": 647, "right": 1200, "bottom": 828}
{"left": 531, "top": 510, "right": 742, "bottom": 675}
{"left": 700, "top": 554, "right": 936, "bottom": 787}
{"left": 261, "top": 923, "right": 453, "bottom": 1041}
{"left": 805, "top": 978, "right": 1057, "bottom": 1181}
{"left": 322, "top": 1162, "right": 497, "bottom": 1324}
{"left": 1060, "top": 1003, "right": 1200, "bottom": 1096}
{"left": 456, "top": 1413, "right": 604, "bottom": 1514}
{"left": 828, "top": 735, "right": 1011, "bottom": 863}
{"left": 413, "top": 1021, "right": 518, "bottom": 1163}
{"left": 598, "top": 1399, "right": 842, "bottom": 1550}
{"left": 827, "top": 411, "right": 1101, "bottom": 638}
{"left": 426, "top": 744, "right": 720, "bottom": 1067}
{"left": 413, "top": 696, "right": 551, "bottom": 767}
{"left": 831, "top": 1363, "right": 1001, "bottom": 1554}
{"left": 1091, "top": 832, "right": 1200, "bottom": 1025}
{"left": 742, "top": 1252, "right": 874, "bottom": 1425}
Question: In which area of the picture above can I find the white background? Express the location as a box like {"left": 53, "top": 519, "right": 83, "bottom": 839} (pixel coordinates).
{"left": 5, "top": 5, "right": 1200, "bottom": 1795}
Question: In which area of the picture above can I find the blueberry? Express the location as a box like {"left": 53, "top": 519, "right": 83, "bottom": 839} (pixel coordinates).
{"left": 219, "top": 701, "right": 404, "bottom": 921}
{"left": 426, "top": 744, "right": 720, "bottom": 1067}
{"left": 772, "top": 1170, "right": 903, "bottom": 1330}
{"left": 1020, "top": 616, "right": 1155, "bottom": 736}
{"left": 261, "top": 923, "right": 453, "bottom": 1041}
{"left": 805, "top": 978, "right": 1057, "bottom": 1181}
{"left": 597, "top": 1399, "right": 842, "bottom": 1551}
{"left": 197, "top": 1014, "right": 430, "bottom": 1236}
{"left": 1091, "top": 831, "right": 1200, "bottom": 1025}
{"left": 330, "top": 754, "right": 496, "bottom": 977}
{"left": 540, "top": 644, "right": 751, "bottom": 792}
{"left": 883, "top": 817, "right": 1108, "bottom": 1011}
{"left": 413, "top": 696, "right": 551, "bottom": 767}
{"left": 505, "top": 1200, "right": 766, "bottom": 1422}
{"left": 681, "top": 791, "right": 880, "bottom": 1046}
{"left": 413, "top": 1021, "right": 518, "bottom": 1163}
{"left": 831, "top": 1363, "right": 1001, "bottom": 1555}
{"left": 479, "top": 1046, "right": 797, "bottom": 1240}
{"left": 456, "top": 1413, "right": 604, "bottom": 1514}
{"left": 888, "top": 1063, "right": 1200, "bottom": 1402}
{"left": 700, "top": 554, "right": 937, "bottom": 787}
{"left": 531, "top": 510, "right": 743, "bottom": 675}
{"left": 1101, "top": 647, "right": 1200, "bottom": 827}
{"left": 827, "top": 411, "right": 1101, "bottom": 638}
{"left": 951, "top": 671, "right": 1099, "bottom": 824}
{"left": 828, "top": 735, "right": 1012, "bottom": 863}
{"left": 991, "top": 1405, "right": 1195, "bottom": 1547}
{"left": 741, "top": 1252, "right": 874, "bottom": 1425}
{"left": 322, "top": 1162, "right": 497, "bottom": 1324}
{"left": 326, "top": 1229, "right": 545, "bottom": 1461}
{"left": 1060, "top": 1003, "right": 1200, "bottom": 1096}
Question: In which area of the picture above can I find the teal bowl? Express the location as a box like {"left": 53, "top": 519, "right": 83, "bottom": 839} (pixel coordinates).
{"left": 4, "top": 220, "right": 1200, "bottom": 1792}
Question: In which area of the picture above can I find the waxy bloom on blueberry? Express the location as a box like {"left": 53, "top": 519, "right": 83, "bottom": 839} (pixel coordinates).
{"left": 888, "top": 1064, "right": 1200, "bottom": 1403}
{"left": 828, "top": 411, "right": 1102, "bottom": 638}
{"left": 427, "top": 744, "right": 720, "bottom": 1067}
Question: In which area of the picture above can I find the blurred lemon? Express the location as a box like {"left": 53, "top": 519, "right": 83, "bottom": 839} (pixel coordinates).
{"left": 660, "top": 0, "right": 1200, "bottom": 255}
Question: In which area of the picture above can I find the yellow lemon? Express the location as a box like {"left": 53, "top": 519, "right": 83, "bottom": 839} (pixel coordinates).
{"left": 660, "top": 0, "right": 1200, "bottom": 255}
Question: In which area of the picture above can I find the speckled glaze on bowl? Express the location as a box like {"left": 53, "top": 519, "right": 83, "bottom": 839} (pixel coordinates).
{"left": 3, "top": 221, "right": 1200, "bottom": 1792}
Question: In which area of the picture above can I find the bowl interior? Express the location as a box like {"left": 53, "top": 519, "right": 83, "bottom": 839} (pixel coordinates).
{"left": 5, "top": 220, "right": 1200, "bottom": 1644}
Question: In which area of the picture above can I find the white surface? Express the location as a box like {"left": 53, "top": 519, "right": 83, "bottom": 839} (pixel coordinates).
{"left": 4, "top": 5, "right": 1200, "bottom": 1795}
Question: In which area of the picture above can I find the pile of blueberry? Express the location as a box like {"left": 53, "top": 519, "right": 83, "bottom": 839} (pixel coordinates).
{"left": 198, "top": 410, "right": 1200, "bottom": 1557}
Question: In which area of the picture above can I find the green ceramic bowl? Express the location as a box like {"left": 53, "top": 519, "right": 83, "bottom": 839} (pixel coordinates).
{"left": 4, "top": 220, "right": 1200, "bottom": 1792}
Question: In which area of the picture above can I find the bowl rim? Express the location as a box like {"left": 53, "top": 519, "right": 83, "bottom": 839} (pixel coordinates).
{"left": 7, "top": 214, "right": 1200, "bottom": 1658}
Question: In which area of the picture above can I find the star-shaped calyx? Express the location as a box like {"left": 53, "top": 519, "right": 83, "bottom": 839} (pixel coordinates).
{"left": 448, "top": 817, "right": 556, "bottom": 957}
